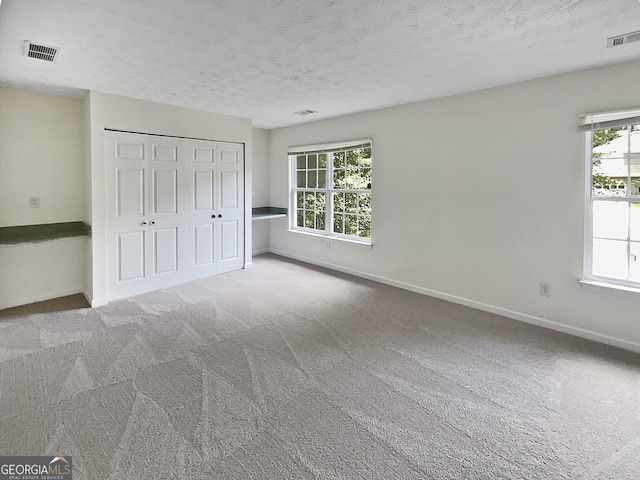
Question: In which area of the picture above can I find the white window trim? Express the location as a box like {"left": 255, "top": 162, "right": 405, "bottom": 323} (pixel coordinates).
{"left": 580, "top": 279, "right": 640, "bottom": 299}
{"left": 288, "top": 140, "right": 372, "bottom": 244}
{"left": 583, "top": 133, "right": 595, "bottom": 285}
{"left": 286, "top": 227, "right": 374, "bottom": 248}
{"left": 582, "top": 111, "right": 640, "bottom": 294}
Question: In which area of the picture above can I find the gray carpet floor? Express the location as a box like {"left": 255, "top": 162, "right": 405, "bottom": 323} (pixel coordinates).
{"left": 1, "top": 253, "right": 639, "bottom": 479}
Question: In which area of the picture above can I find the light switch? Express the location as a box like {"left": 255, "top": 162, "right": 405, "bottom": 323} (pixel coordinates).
{"left": 29, "top": 196, "right": 41, "bottom": 208}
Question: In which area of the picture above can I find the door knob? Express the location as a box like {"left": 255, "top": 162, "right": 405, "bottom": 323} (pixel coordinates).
{"left": 140, "top": 220, "right": 148, "bottom": 226}
{"left": 149, "top": 220, "right": 156, "bottom": 225}
{"left": 211, "top": 214, "right": 215, "bottom": 219}
{"left": 218, "top": 214, "right": 222, "bottom": 218}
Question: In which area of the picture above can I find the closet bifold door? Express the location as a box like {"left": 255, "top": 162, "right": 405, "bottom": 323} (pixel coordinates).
{"left": 185, "top": 139, "right": 244, "bottom": 279}
{"left": 185, "top": 138, "right": 218, "bottom": 279}
{"left": 105, "top": 131, "right": 186, "bottom": 300}
{"left": 215, "top": 142, "right": 244, "bottom": 275}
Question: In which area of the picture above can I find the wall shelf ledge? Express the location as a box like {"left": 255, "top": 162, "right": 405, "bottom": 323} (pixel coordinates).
{"left": 0, "top": 222, "right": 90, "bottom": 245}
{"left": 252, "top": 206, "right": 287, "bottom": 221}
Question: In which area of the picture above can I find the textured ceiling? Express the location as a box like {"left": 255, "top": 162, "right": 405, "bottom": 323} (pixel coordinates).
{"left": 1, "top": 0, "right": 640, "bottom": 129}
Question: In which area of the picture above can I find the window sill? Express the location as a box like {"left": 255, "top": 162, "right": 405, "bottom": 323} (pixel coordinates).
{"left": 580, "top": 279, "right": 640, "bottom": 298}
{"left": 287, "top": 229, "right": 373, "bottom": 248}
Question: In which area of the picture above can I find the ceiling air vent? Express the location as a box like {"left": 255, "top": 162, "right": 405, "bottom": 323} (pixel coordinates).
{"left": 24, "top": 41, "right": 59, "bottom": 62}
{"left": 607, "top": 30, "right": 640, "bottom": 48}
{"left": 293, "top": 109, "right": 316, "bottom": 116}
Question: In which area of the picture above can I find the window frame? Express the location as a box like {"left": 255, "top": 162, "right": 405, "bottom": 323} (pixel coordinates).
{"left": 583, "top": 115, "right": 640, "bottom": 290}
{"left": 289, "top": 140, "right": 372, "bottom": 244}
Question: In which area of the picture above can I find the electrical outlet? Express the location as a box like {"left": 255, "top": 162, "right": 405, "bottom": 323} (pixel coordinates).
{"left": 539, "top": 282, "right": 551, "bottom": 297}
{"left": 29, "top": 196, "right": 40, "bottom": 208}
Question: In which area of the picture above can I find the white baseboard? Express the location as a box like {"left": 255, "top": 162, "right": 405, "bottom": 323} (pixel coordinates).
{"left": 0, "top": 287, "right": 84, "bottom": 311}
{"left": 82, "top": 291, "right": 108, "bottom": 308}
{"left": 90, "top": 296, "right": 108, "bottom": 308}
{"left": 252, "top": 248, "right": 270, "bottom": 256}
{"left": 269, "top": 249, "right": 640, "bottom": 354}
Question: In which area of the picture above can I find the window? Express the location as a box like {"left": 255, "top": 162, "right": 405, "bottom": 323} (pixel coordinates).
{"left": 582, "top": 110, "right": 640, "bottom": 288}
{"left": 289, "top": 140, "right": 372, "bottom": 243}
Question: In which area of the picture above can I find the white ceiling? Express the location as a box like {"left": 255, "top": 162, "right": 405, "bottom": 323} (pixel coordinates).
{"left": 1, "top": 0, "right": 640, "bottom": 129}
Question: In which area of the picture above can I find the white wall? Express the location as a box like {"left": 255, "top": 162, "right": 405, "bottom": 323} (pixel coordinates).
{"left": 252, "top": 128, "right": 271, "bottom": 207}
{"left": 0, "top": 87, "right": 84, "bottom": 226}
{"left": 269, "top": 59, "right": 640, "bottom": 351}
{"left": 0, "top": 239, "right": 86, "bottom": 308}
{"left": 86, "top": 91, "right": 253, "bottom": 306}
{"left": 0, "top": 87, "right": 86, "bottom": 309}
{"left": 252, "top": 127, "right": 270, "bottom": 255}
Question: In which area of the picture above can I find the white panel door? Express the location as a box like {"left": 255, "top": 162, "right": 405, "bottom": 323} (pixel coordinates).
{"left": 185, "top": 139, "right": 217, "bottom": 279}
{"left": 216, "top": 142, "right": 244, "bottom": 274}
{"left": 106, "top": 131, "right": 185, "bottom": 300}
{"left": 106, "top": 132, "right": 149, "bottom": 299}
{"left": 107, "top": 132, "right": 243, "bottom": 300}
{"left": 148, "top": 136, "right": 186, "bottom": 288}
{"left": 186, "top": 140, "right": 244, "bottom": 278}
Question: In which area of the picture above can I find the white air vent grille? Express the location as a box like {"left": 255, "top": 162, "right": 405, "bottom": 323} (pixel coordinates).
{"left": 24, "top": 41, "right": 59, "bottom": 62}
{"left": 607, "top": 30, "right": 640, "bottom": 48}
{"left": 293, "top": 109, "right": 316, "bottom": 116}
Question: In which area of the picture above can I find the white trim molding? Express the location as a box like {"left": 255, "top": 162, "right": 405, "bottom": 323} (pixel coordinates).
{"left": 580, "top": 279, "right": 640, "bottom": 298}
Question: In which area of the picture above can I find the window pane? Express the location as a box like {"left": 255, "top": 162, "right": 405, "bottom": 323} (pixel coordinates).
{"left": 334, "top": 151, "right": 345, "bottom": 168}
{"left": 593, "top": 201, "right": 628, "bottom": 239}
{"left": 631, "top": 126, "right": 640, "bottom": 196}
{"left": 333, "top": 192, "right": 345, "bottom": 212}
{"left": 333, "top": 214, "right": 344, "bottom": 234}
{"left": 359, "top": 169, "right": 369, "bottom": 189}
{"left": 361, "top": 147, "right": 371, "bottom": 163}
{"left": 358, "top": 216, "right": 371, "bottom": 238}
{"left": 342, "top": 167, "right": 357, "bottom": 189}
{"left": 345, "top": 215, "right": 357, "bottom": 236}
{"left": 593, "top": 127, "right": 625, "bottom": 158}
{"left": 305, "top": 210, "right": 315, "bottom": 229}
{"left": 308, "top": 170, "right": 317, "bottom": 188}
{"left": 316, "top": 192, "right": 325, "bottom": 211}
{"left": 630, "top": 242, "right": 640, "bottom": 281}
{"left": 333, "top": 168, "right": 345, "bottom": 188}
{"left": 346, "top": 150, "right": 358, "bottom": 167}
{"left": 592, "top": 158, "right": 627, "bottom": 197}
{"left": 308, "top": 154, "right": 317, "bottom": 169}
{"left": 304, "top": 192, "right": 315, "bottom": 210}
{"left": 297, "top": 171, "right": 306, "bottom": 188}
{"left": 593, "top": 238, "right": 627, "bottom": 279}
{"left": 315, "top": 212, "right": 325, "bottom": 230}
{"left": 297, "top": 210, "right": 304, "bottom": 228}
{"left": 345, "top": 193, "right": 358, "bottom": 213}
{"left": 630, "top": 203, "right": 640, "bottom": 241}
{"left": 359, "top": 193, "right": 371, "bottom": 214}
{"left": 362, "top": 168, "right": 372, "bottom": 187}
{"left": 296, "top": 191, "right": 304, "bottom": 208}
{"left": 319, "top": 154, "right": 327, "bottom": 168}
{"left": 631, "top": 154, "right": 640, "bottom": 196}
{"left": 318, "top": 169, "right": 327, "bottom": 188}
{"left": 297, "top": 155, "right": 306, "bottom": 169}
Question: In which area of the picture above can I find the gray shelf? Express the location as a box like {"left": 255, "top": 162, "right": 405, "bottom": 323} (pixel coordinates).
{"left": 0, "top": 222, "right": 91, "bottom": 245}
{"left": 252, "top": 207, "right": 287, "bottom": 221}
